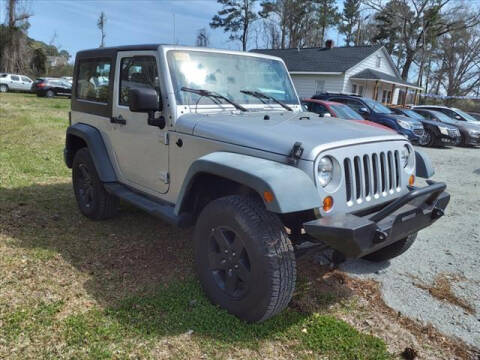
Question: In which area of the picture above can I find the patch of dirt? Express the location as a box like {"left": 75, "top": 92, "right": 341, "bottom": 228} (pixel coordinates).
{"left": 412, "top": 273, "right": 475, "bottom": 314}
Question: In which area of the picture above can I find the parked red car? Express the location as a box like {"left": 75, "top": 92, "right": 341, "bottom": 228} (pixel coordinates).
{"left": 302, "top": 98, "right": 393, "bottom": 131}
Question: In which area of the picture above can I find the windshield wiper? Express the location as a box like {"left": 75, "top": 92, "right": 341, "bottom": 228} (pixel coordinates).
{"left": 240, "top": 89, "right": 293, "bottom": 111}
{"left": 181, "top": 87, "right": 247, "bottom": 112}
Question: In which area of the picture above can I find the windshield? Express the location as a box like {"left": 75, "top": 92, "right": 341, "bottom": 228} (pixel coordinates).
{"left": 403, "top": 109, "right": 425, "bottom": 120}
{"left": 430, "top": 110, "right": 456, "bottom": 124}
{"left": 167, "top": 50, "right": 298, "bottom": 108}
{"left": 452, "top": 108, "right": 479, "bottom": 122}
{"left": 362, "top": 98, "right": 393, "bottom": 114}
{"left": 330, "top": 104, "right": 362, "bottom": 120}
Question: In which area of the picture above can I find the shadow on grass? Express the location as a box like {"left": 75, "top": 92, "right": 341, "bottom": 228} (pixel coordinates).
{"left": 0, "top": 182, "right": 389, "bottom": 358}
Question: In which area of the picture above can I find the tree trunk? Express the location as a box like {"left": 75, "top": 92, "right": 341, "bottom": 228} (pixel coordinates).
{"left": 401, "top": 50, "right": 415, "bottom": 80}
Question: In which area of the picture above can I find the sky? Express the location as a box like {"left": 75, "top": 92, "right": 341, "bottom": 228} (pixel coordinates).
{"left": 0, "top": 0, "right": 344, "bottom": 60}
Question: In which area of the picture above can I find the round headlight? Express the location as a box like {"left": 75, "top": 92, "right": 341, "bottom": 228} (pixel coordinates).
{"left": 400, "top": 145, "right": 411, "bottom": 168}
{"left": 318, "top": 156, "right": 333, "bottom": 187}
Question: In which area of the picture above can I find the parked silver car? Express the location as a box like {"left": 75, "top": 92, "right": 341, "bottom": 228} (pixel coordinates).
{"left": 0, "top": 73, "right": 33, "bottom": 92}
{"left": 64, "top": 45, "right": 450, "bottom": 322}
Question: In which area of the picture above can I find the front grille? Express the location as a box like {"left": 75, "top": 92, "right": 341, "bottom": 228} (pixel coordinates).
{"left": 344, "top": 150, "right": 401, "bottom": 203}
{"left": 447, "top": 129, "right": 459, "bottom": 137}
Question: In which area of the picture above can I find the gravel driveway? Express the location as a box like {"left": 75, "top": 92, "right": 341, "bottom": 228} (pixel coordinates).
{"left": 341, "top": 145, "right": 480, "bottom": 349}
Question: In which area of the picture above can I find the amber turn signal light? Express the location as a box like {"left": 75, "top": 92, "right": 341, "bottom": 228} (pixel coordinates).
{"left": 263, "top": 191, "right": 274, "bottom": 203}
{"left": 323, "top": 196, "right": 333, "bottom": 212}
{"left": 409, "top": 175, "right": 415, "bottom": 186}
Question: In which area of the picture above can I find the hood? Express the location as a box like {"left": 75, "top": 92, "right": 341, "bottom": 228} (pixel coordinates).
{"left": 388, "top": 114, "right": 423, "bottom": 127}
{"left": 420, "top": 118, "right": 457, "bottom": 130}
{"left": 176, "top": 111, "right": 405, "bottom": 161}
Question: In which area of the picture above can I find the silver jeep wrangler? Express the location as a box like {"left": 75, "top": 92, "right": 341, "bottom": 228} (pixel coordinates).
{"left": 65, "top": 44, "right": 450, "bottom": 322}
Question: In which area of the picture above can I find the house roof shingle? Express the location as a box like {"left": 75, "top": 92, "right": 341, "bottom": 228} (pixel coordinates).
{"left": 350, "top": 68, "right": 420, "bottom": 88}
{"left": 251, "top": 45, "right": 383, "bottom": 73}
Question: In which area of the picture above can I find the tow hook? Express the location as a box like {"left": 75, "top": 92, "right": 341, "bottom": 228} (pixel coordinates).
{"left": 431, "top": 207, "right": 444, "bottom": 219}
{"left": 373, "top": 229, "right": 388, "bottom": 244}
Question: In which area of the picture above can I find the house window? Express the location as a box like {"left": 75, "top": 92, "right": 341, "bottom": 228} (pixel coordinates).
{"left": 315, "top": 79, "right": 325, "bottom": 94}
{"left": 358, "top": 85, "right": 364, "bottom": 96}
{"left": 376, "top": 56, "right": 382, "bottom": 68}
{"left": 352, "top": 84, "right": 357, "bottom": 94}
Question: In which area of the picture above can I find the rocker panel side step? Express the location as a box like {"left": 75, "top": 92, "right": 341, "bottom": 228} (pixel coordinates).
{"left": 103, "top": 182, "right": 193, "bottom": 228}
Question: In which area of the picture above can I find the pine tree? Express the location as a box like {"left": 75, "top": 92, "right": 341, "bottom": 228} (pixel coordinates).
{"left": 338, "top": 0, "right": 361, "bottom": 46}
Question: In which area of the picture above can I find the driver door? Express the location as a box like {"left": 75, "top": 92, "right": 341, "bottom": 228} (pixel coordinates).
{"left": 108, "top": 51, "right": 169, "bottom": 196}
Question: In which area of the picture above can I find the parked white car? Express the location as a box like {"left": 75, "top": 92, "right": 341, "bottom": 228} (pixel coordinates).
{"left": 0, "top": 73, "right": 33, "bottom": 92}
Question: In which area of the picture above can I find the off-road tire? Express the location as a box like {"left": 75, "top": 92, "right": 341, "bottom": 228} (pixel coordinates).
{"left": 363, "top": 233, "right": 417, "bottom": 262}
{"left": 194, "top": 195, "right": 296, "bottom": 322}
{"left": 72, "top": 147, "right": 118, "bottom": 220}
{"left": 46, "top": 90, "right": 55, "bottom": 98}
{"left": 0, "top": 84, "right": 8, "bottom": 93}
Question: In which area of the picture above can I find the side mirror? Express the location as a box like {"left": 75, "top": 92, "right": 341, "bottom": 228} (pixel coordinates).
{"left": 128, "top": 88, "right": 165, "bottom": 129}
{"left": 129, "top": 87, "right": 163, "bottom": 112}
{"left": 358, "top": 107, "right": 370, "bottom": 115}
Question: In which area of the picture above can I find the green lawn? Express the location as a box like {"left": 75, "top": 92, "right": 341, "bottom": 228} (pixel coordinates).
{"left": 0, "top": 93, "right": 391, "bottom": 359}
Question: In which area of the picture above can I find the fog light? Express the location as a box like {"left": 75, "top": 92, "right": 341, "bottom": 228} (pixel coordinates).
{"left": 323, "top": 196, "right": 333, "bottom": 212}
{"left": 409, "top": 175, "right": 415, "bottom": 186}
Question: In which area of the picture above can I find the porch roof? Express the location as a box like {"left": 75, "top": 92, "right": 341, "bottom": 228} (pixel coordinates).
{"left": 350, "top": 69, "right": 422, "bottom": 90}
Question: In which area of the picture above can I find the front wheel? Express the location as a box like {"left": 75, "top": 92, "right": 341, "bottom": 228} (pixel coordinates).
{"left": 363, "top": 233, "right": 417, "bottom": 262}
{"left": 45, "top": 90, "right": 55, "bottom": 98}
{"left": 0, "top": 84, "right": 8, "bottom": 93}
{"left": 194, "top": 195, "right": 296, "bottom": 322}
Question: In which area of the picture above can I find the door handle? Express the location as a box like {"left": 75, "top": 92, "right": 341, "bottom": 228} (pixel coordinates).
{"left": 110, "top": 115, "right": 126, "bottom": 125}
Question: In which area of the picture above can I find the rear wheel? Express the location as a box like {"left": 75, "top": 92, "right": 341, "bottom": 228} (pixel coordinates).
{"left": 72, "top": 148, "right": 118, "bottom": 220}
{"left": 0, "top": 84, "right": 8, "bottom": 93}
{"left": 194, "top": 195, "right": 296, "bottom": 322}
{"left": 363, "top": 233, "right": 417, "bottom": 262}
{"left": 45, "top": 90, "right": 55, "bottom": 98}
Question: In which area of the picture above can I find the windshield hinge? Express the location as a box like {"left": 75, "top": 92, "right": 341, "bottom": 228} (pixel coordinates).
{"left": 288, "top": 142, "right": 304, "bottom": 165}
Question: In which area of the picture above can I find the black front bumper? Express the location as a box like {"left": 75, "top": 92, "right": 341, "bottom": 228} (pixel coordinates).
{"left": 303, "top": 181, "right": 450, "bottom": 259}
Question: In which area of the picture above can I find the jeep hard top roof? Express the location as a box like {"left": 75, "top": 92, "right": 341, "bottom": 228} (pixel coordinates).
{"left": 76, "top": 44, "right": 165, "bottom": 58}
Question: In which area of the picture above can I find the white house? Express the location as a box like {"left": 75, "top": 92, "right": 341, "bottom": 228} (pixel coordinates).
{"left": 253, "top": 44, "right": 422, "bottom": 105}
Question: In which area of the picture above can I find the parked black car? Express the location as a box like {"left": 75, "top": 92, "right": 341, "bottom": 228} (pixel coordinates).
{"left": 413, "top": 109, "right": 480, "bottom": 146}
{"left": 31, "top": 78, "right": 72, "bottom": 98}
{"left": 313, "top": 93, "right": 424, "bottom": 143}
{"left": 389, "top": 107, "right": 460, "bottom": 147}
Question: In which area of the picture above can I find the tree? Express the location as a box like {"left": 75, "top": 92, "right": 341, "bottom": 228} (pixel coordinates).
{"left": 196, "top": 28, "right": 210, "bottom": 47}
{"left": 97, "top": 11, "right": 107, "bottom": 48}
{"left": 367, "top": 0, "right": 480, "bottom": 80}
{"left": 431, "top": 19, "right": 480, "bottom": 98}
{"left": 0, "top": 0, "right": 32, "bottom": 73}
{"left": 30, "top": 47, "right": 46, "bottom": 76}
{"left": 338, "top": 0, "right": 361, "bottom": 46}
{"left": 315, "top": 0, "right": 341, "bottom": 46}
{"left": 210, "top": 0, "right": 258, "bottom": 51}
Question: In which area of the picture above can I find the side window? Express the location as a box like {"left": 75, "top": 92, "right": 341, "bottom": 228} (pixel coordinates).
{"left": 119, "top": 56, "right": 159, "bottom": 106}
{"left": 21, "top": 76, "right": 31, "bottom": 82}
{"left": 312, "top": 103, "right": 328, "bottom": 116}
{"left": 11, "top": 75, "right": 20, "bottom": 81}
{"left": 76, "top": 58, "right": 111, "bottom": 103}
{"left": 346, "top": 100, "right": 364, "bottom": 112}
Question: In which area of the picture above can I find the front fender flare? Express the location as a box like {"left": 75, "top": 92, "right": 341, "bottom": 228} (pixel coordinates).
{"left": 175, "top": 152, "right": 321, "bottom": 214}
{"left": 415, "top": 149, "right": 435, "bottom": 179}
{"left": 65, "top": 123, "right": 117, "bottom": 182}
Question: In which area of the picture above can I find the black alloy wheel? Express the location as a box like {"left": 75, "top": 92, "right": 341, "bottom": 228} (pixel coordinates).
{"left": 208, "top": 226, "right": 251, "bottom": 299}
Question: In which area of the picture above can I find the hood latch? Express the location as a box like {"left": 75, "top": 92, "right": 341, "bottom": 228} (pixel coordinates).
{"left": 288, "top": 142, "right": 304, "bottom": 165}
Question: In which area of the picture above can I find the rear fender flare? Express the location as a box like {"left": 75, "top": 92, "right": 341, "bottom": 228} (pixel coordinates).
{"left": 65, "top": 123, "right": 117, "bottom": 182}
